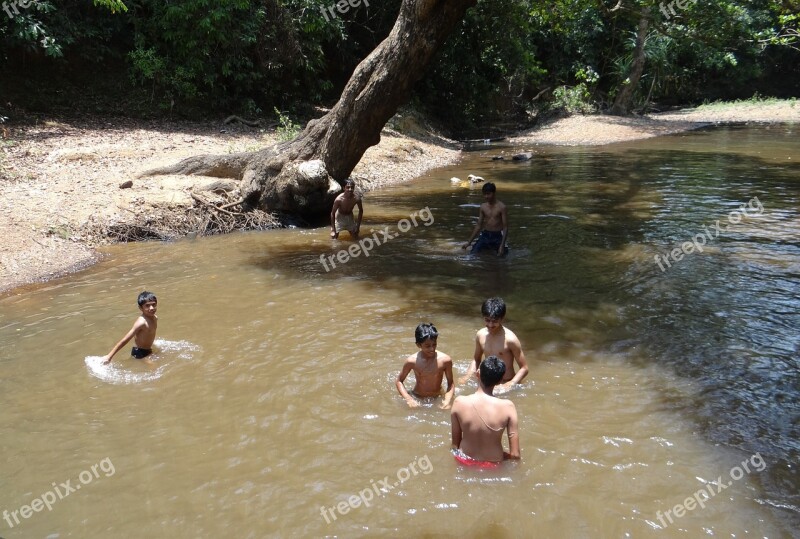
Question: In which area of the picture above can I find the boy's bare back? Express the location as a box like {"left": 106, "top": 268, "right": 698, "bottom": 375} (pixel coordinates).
{"left": 451, "top": 392, "right": 517, "bottom": 462}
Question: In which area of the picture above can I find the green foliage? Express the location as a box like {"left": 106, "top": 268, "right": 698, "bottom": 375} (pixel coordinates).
{"left": 124, "top": 0, "right": 351, "bottom": 111}
{"left": 551, "top": 83, "right": 596, "bottom": 114}
{"left": 274, "top": 107, "right": 301, "bottom": 142}
{"left": 0, "top": 0, "right": 797, "bottom": 125}
{"left": 419, "top": 0, "right": 547, "bottom": 134}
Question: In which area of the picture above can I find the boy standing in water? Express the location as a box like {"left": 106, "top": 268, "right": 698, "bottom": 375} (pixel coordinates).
{"left": 460, "top": 297, "right": 528, "bottom": 391}
{"left": 451, "top": 355, "right": 520, "bottom": 466}
{"left": 101, "top": 291, "right": 158, "bottom": 364}
{"left": 462, "top": 182, "right": 508, "bottom": 256}
{"left": 330, "top": 178, "right": 363, "bottom": 240}
{"left": 396, "top": 323, "right": 455, "bottom": 409}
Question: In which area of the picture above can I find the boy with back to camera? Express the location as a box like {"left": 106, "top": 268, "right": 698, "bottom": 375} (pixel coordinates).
{"left": 451, "top": 355, "right": 520, "bottom": 466}
{"left": 396, "top": 323, "right": 455, "bottom": 409}
{"left": 462, "top": 182, "right": 508, "bottom": 256}
{"left": 460, "top": 297, "right": 528, "bottom": 391}
{"left": 101, "top": 291, "right": 158, "bottom": 364}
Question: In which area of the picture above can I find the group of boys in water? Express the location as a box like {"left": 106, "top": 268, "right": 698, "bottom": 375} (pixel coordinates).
{"left": 102, "top": 178, "right": 520, "bottom": 466}
{"left": 332, "top": 177, "right": 520, "bottom": 466}
{"left": 396, "top": 297, "right": 525, "bottom": 467}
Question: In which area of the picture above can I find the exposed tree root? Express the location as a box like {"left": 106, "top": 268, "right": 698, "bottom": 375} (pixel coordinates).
{"left": 135, "top": 153, "right": 251, "bottom": 180}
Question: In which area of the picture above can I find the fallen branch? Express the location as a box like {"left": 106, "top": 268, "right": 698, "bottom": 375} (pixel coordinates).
{"left": 219, "top": 197, "right": 246, "bottom": 211}
{"left": 224, "top": 115, "right": 261, "bottom": 127}
{"left": 190, "top": 192, "right": 241, "bottom": 216}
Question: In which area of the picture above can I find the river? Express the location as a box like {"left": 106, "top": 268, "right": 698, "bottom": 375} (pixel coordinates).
{"left": 0, "top": 124, "right": 798, "bottom": 537}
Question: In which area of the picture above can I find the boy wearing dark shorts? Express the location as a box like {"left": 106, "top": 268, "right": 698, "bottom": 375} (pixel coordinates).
{"left": 101, "top": 291, "right": 158, "bottom": 364}
{"left": 462, "top": 182, "right": 508, "bottom": 256}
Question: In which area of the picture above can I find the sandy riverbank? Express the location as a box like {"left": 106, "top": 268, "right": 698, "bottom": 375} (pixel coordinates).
{"left": 1, "top": 100, "right": 797, "bottom": 295}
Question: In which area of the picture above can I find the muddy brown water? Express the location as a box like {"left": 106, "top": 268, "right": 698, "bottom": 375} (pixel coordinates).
{"left": 1, "top": 125, "right": 798, "bottom": 537}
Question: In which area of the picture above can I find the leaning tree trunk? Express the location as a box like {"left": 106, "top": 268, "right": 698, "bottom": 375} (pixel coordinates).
{"left": 139, "top": 0, "right": 476, "bottom": 217}
{"left": 610, "top": 7, "right": 650, "bottom": 116}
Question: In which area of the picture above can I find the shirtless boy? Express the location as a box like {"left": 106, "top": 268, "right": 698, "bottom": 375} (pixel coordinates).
{"left": 451, "top": 355, "right": 520, "bottom": 465}
{"left": 101, "top": 291, "right": 158, "bottom": 364}
{"left": 462, "top": 182, "right": 508, "bottom": 256}
{"left": 396, "top": 323, "right": 455, "bottom": 409}
{"left": 330, "top": 178, "right": 363, "bottom": 239}
{"left": 460, "top": 297, "right": 528, "bottom": 391}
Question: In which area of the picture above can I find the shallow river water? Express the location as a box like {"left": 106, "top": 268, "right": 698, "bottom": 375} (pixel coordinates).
{"left": 1, "top": 125, "right": 798, "bottom": 538}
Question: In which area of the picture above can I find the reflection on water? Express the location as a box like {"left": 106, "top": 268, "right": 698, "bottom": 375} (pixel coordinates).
{"left": 0, "top": 125, "right": 798, "bottom": 537}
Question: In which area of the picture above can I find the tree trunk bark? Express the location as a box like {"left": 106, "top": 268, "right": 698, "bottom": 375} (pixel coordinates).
{"left": 610, "top": 7, "right": 651, "bottom": 116}
{"left": 140, "top": 0, "right": 476, "bottom": 217}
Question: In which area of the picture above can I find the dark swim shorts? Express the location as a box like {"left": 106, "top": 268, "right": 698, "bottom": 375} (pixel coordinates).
{"left": 471, "top": 230, "right": 508, "bottom": 255}
{"left": 131, "top": 347, "right": 153, "bottom": 359}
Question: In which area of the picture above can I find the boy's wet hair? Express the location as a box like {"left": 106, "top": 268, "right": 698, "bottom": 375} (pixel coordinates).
{"left": 480, "top": 355, "right": 506, "bottom": 386}
{"left": 415, "top": 322, "right": 438, "bottom": 344}
{"left": 481, "top": 297, "right": 506, "bottom": 319}
{"left": 343, "top": 178, "right": 356, "bottom": 188}
{"left": 137, "top": 291, "right": 157, "bottom": 306}
{"left": 481, "top": 182, "right": 496, "bottom": 194}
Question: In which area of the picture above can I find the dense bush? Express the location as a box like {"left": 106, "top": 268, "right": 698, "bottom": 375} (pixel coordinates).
{"left": 0, "top": 0, "right": 796, "bottom": 124}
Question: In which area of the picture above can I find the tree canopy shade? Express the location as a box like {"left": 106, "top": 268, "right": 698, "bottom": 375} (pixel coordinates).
{"left": 139, "top": 0, "right": 478, "bottom": 217}
{"left": 0, "top": 0, "right": 797, "bottom": 125}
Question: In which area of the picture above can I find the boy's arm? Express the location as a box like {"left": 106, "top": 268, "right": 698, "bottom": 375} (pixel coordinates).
{"left": 462, "top": 206, "right": 485, "bottom": 249}
{"left": 439, "top": 356, "right": 455, "bottom": 410}
{"left": 503, "top": 403, "right": 520, "bottom": 460}
{"left": 330, "top": 198, "right": 341, "bottom": 235}
{"left": 505, "top": 337, "right": 528, "bottom": 386}
{"left": 450, "top": 403, "right": 463, "bottom": 450}
{"left": 395, "top": 359, "right": 420, "bottom": 408}
{"left": 355, "top": 198, "right": 363, "bottom": 231}
{"left": 101, "top": 319, "right": 143, "bottom": 364}
{"left": 498, "top": 203, "right": 509, "bottom": 256}
{"left": 458, "top": 334, "right": 483, "bottom": 384}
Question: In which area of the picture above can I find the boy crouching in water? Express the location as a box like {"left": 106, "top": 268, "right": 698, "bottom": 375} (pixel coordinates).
{"left": 451, "top": 355, "right": 520, "bottom": 467}
{"left": 101, "top": 291, "right": 158, "bottom": 364}
{"left": 396, "top": 323, "right": 455, "bottom": 409}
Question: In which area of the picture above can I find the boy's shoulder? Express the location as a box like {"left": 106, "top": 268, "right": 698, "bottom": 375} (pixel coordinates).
{"left": 436, "top": 350, "right": 453, "bottom": 363}
{"left": 502, "top": 326, "right": 520, "bottom": 340}
{"left": 405, "top": 352, "right": 420, "bottom": 363}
